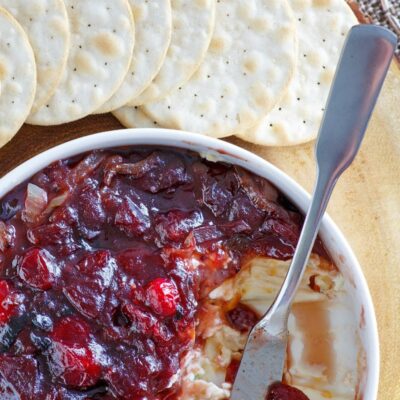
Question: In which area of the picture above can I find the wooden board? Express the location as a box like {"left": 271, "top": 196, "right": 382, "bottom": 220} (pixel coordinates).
{"left": 0, "top": 65, "right": 399, "bottom": 399}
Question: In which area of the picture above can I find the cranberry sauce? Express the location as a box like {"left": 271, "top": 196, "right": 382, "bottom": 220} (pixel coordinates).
{"left": 0, "top": 147, "right": 327, "bottom": 399}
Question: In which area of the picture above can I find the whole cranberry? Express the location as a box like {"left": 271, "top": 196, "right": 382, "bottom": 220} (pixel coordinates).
{"left": 0, "top": 280, "right": 19, "bottom": 324}
{"left": 18, "top": 248, "right": 54, "bottom": 290}
{"left": 145, "top": 278, "right": 179, "bottom": 317}
{"left": 47, "top": 317, "right": 101, "bottom": 388}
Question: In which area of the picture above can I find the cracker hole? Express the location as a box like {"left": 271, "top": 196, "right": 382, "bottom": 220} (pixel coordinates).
{"left": 303, "top": 120, "right": 306, "bottom": 124}
{"left": 200, "top": 114, "right": 204, "bottom": 118}
{"left": 297, "top": 97, "right": 300, "bottom": 101}
{"left": 278, "top": 107, "right": 282, "bottom": 111}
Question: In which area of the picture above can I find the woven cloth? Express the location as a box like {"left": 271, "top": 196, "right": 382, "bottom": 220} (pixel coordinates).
{"left": 355, "top": 0, "right": 400, "bottom": 58}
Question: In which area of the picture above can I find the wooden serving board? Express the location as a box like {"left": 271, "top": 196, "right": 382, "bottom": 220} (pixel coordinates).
{"left": 0, "top": 63, "right": 399, "bottom": 399}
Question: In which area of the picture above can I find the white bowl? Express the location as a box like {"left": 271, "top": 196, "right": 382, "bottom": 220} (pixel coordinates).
{"left": 0, "top": 129, "right": 379, "bottom": 398}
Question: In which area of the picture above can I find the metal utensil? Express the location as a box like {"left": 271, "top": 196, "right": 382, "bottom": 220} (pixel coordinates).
{"left": 231, "top": 24, "right": 397, "bottom": 400}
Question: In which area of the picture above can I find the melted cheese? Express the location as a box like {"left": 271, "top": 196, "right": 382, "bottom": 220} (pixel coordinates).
{"left": 180, "top": 255, "right": 359, "bottom": 400}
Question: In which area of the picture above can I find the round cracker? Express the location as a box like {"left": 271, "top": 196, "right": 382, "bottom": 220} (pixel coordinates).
{"left": 143, "top": 0, "right": 297, "bottom": 137}
{"left": 113, "top": 106, "right": 161, "bottom": 128}
{"left": 130, "top": 0, "right": 216, "bottom": 106}
{"left": 27, "top": 0, "right": 135, "bottom": 126}
{"left": 0, "top": 0, "right": 70, "bottom": 113}
{"left": 97, "top": 0, "right": 172, "bottom": 114}
{"left": 0, "top": 7, "right": 36, "bottom": 148}
{"left": 237, "top": 0, "right": 357, "bottom": 146}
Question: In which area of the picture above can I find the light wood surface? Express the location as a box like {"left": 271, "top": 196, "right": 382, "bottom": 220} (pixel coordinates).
{"left": 0, "top": 63, "right": 398, "bottom": 400}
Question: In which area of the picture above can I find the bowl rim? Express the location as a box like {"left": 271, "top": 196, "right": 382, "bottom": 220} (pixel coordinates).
{"left": 0, "top": 128, "right": 379, "bottom": 398}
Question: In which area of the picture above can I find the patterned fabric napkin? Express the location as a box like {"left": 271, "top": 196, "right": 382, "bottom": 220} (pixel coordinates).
{"left": 355, "top": 0, "right": 400, "bottom": 58}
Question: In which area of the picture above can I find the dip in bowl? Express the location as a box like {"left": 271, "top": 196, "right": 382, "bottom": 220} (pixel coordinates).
{"left": 0, "top": 129, "right": 378, "bottom": 399}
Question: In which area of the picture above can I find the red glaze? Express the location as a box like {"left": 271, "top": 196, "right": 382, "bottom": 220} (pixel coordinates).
{"left": 226, "top": 303, "right": 259, "bottom": 333}
{"left": 267, "top": 382, "right": 310, "bottom": 400}
{"left": 0, "top": 280, "right": 20, "bottom": 324}
{"left": 18, "top": 247, "right": 54, "bottom": 290}
{"left": 225, "top": 358, "right": 241, "bottom": 384}
{"left": 48, "top": 316, "right": 102, "bottom": 388}
{"left": 0, "top": 147, "right": 325, "bottom": 399}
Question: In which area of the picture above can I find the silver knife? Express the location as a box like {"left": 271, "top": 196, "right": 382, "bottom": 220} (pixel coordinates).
{"left": 231, "top": 24, "right": 397, "bottom": 400}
